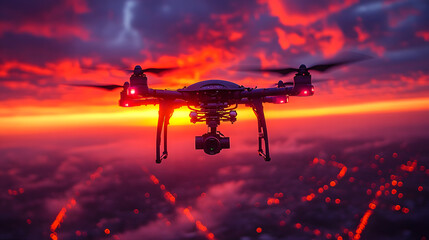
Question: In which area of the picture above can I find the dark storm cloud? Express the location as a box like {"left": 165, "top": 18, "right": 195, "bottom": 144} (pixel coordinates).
{"left": 1, "top": 0, "right": 428, "bottom": 103}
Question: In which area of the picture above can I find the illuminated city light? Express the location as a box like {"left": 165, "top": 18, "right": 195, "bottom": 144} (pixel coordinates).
{"left": 146, "top": 171, "right": 215, "bottom": 240}
{"left": 50, "top": 167, "right": 103, "bottom": 239}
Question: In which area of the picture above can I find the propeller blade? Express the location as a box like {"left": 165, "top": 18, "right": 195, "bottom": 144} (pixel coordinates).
{"left": 237, "top": 53, "right": 371, "bottom": 76}
{"left": 122, "top": 67, "right": 179, "bottom": 75}
{"left": 238, "top": 67, "right": 299, "bottom": 76}
{"left": 142, "top": 67, "right": 179, "bottom": 75}
{"left": 65, "top": 84, "right": 123, "bottom": 91}
{"left": 308, "top": 54, "right": 371, "bottom": 72}
{"left": 81, "top": 66, "right": 179, "bottom": 75}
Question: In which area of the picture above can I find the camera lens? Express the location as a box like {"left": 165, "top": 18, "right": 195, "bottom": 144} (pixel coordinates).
{"left": 204, "top": 136, "right": 221, "bottom": 155}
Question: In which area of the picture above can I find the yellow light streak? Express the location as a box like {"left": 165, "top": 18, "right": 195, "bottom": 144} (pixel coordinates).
{"left": 1, "top": 97, "right": 429, "bottom": 134}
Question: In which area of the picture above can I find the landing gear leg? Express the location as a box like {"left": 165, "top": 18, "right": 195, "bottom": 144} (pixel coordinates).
{"left": 156, "top": 101, "right": 174, "bottom": 164}
{"left": 251, "top": 99, "right": 271, "bottom": 161}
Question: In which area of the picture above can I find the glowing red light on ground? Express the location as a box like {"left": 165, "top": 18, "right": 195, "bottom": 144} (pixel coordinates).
{"left": 256, "top": 227, "right": 262, "bottom": 233}
{"left": 104, "top": 228, "right": 110, "bottom": 235}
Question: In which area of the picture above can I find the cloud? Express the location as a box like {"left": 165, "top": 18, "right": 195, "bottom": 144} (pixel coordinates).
{"left": 263, "top": 0, "right": 358, "bottom": 27}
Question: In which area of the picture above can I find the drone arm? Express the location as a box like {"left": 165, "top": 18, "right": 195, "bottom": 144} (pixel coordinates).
{"left": 147, "top": 89, "right": 183, "bottom": 99}
{"left": 251, "top": 99, "right": 271, "bottom": 161}
{"left": 239, "top": 85, "right": 314, "bottom": 98}
{"left": 240, "top": 87, "right": 293, "bottom": 98}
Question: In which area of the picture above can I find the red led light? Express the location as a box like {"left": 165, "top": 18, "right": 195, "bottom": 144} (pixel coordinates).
{"left": 130, "top": 88, "right": 136, "bottom": 95}
{"left": 280, "top": 100, "right": 284, "bottom": 103}
{"left": 303, "top": 90, "right": 308, "bottom": 95}
{"left": 125, "top": 103, "right": 129, "bottom": 107}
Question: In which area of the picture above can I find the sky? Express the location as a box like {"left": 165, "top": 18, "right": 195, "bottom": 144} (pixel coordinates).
{"left": 0, "top": 0, "right": 429, "bottom": 240}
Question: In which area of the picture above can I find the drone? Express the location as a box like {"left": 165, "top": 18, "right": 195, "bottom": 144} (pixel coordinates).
{"left": 71, "top": 56, "right": 366, "bottom": 163}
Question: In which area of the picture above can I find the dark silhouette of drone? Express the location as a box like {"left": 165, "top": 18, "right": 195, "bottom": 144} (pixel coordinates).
{"left": 70, "top": 56, "right": 367, "bottom": 163}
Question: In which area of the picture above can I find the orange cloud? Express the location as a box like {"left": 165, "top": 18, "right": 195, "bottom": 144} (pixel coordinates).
{"left": 264, "top": 0, "right": 358, "bottom": 26}
{"left": 0, "top": 1, "right": 90, "bottom": 40}
{"left": 229, "top": 31, "right": 244, "bottom": 41}
{"left": 312, "top": 24, "right": 345, "bottom": 57}
{"left": 66, "top": 0, "right": 90, "bottom": 14}
{"left": 0, "top": 61, "right": 53, "bottom": 77}
{"left": 354, "top": 26, "right": 369, "bottom": 42}
{"left": 0, "top": 22, "right": 90, "bottom": 40}
{"left": 275, "top": 28, "right": 306, "bottom": 50}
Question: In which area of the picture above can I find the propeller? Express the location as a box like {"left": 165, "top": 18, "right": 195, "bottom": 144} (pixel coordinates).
{"left": 124, "top": 67, "right": 179, "bottom": 75}
{"left": 65, "top": 65, "right": 179, "bottom": 91}
{"left": 81, "top": 65, "right": 179, "bottom": 76}
{"left": 65, "top": 83, "right": 123, "bottom": 91}
{"left": 238, "top": 54, "right": 371, "bottom": 76}
{"left": 273, "top": 78, "right": 331, "bottom": 87}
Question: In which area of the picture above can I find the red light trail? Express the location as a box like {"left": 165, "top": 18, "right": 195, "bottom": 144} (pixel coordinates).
{"left": 49, "top": 167, "right": 103, "bottom": 240}
{"left": 143, "top": 167, "right": 216, "bottom": 240}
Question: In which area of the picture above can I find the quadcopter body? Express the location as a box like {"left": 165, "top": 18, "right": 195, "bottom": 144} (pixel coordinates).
{"left": 70, "top": 56, "right": 368, "bottom": 163}
{"left": 118, "top": 67, "right": 314, "bottom": 163}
